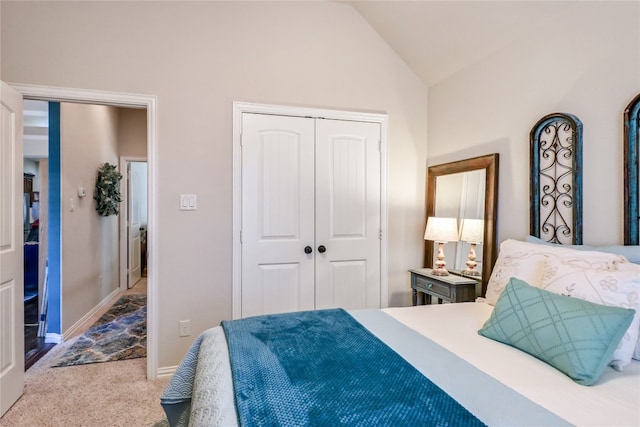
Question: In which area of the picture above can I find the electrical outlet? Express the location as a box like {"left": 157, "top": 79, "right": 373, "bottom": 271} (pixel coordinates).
{"left": 179, "top": 320, "right": 191, "bottom": 337}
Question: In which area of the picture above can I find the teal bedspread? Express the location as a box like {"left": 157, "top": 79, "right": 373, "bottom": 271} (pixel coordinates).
{"left": 222, "top": 308, "right": 485, "bottom": 427}
{"left": 161, "top": 308, "right": 571, "bottom": 427}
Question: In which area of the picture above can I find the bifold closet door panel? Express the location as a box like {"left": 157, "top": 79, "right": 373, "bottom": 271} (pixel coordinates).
{"left": 314, "top": 119, "right": 381, "bottom": 310}
{"left": 240, "top": 113, "right": 316, "bottom": 318}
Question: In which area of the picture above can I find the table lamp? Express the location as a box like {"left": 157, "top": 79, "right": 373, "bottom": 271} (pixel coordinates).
{"left": 424, "top": 217, "right": 458, "bottom": 276}
{"left": 459, "top": 218, "right": 484, "bottom": 276}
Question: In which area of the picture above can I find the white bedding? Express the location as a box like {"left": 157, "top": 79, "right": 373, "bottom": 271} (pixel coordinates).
{"left": 164, "top": 302, "right": 640, "bottom": 427}
{"left": 384, "top": 302, "right": 640, "bottom": 427}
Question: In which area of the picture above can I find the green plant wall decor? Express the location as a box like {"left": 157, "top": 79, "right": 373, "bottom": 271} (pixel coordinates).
{"left": 94, "top": 162, "right": 123, "bottom": 216}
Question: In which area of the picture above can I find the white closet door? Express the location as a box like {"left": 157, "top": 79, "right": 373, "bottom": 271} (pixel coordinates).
{"left": 241, "top": 113, "right": 316, "bottom": 317}
{"left": 315, "top": 119, "right": 381, "bottom": 310}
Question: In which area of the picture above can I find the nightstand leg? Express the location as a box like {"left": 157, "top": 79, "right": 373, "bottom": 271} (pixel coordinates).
{"left": 412, "top": 288, "right": 417, "bottom": 306}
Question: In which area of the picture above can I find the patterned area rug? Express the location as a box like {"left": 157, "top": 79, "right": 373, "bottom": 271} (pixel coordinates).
{"left": 54, "top": 295, "right": 146, "bottom": 367}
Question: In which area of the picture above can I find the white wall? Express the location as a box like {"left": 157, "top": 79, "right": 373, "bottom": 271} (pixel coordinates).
{"left": 23, "top": 159, "right": 38, "bottom": 178}
{"left": 117, "top": 108, "right": 147, "bottom": 159}
{"left": 60, "top": 103, "right": 120, "bottom": 332}
{"left": 1, "top": 1, "right": 428, "bottom": 368}
{"left": 23, "top": 99, "right": 49, "bottom": 158}
{"left": 427, "top": 1, "right": 640, "bottom": 246}
{"left": 117, "top": 108, "right": 148, "bottom": 226}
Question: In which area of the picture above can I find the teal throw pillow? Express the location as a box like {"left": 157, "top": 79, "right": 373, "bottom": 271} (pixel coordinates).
{"left": 478, "top": 277, "right": 635, "bottom": 386}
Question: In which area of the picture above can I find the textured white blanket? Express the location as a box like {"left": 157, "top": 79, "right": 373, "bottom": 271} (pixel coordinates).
{"left": 162, "top": 302, "right": 640, "bottom": 427}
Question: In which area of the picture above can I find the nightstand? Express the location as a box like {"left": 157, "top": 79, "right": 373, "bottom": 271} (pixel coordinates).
{"left": 409, "top": 268, "right": 478, "bottom": 305}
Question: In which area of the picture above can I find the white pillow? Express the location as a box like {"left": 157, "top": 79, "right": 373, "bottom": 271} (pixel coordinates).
{"left": 526, "top": 235, "right": 640, "bottom": 264}
{"left": 485, "top": 239, "right": 626, "bottom": 306}
{"left": 525, "top": 236, "right": 640, "bottom": 361}
{"left": 540, "top": 257, "right": 640, "bottom": 370}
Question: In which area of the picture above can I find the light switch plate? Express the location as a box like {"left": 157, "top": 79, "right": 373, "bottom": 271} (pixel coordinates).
{"left": 180, "top": 194, "right": 197, "bottom": 211}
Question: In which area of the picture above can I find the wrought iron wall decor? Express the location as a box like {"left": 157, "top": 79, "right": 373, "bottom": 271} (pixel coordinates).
{"left": 530, "top": 113, "right": 583, "bottom": 244}
{"left": 624, "top": 94, "right": 640, "bottom": 245}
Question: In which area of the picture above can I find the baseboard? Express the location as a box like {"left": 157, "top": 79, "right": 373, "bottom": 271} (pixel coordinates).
{"left": 62, "top": 288, "right": 120, "bottom": 340}
{"left": 156, "top": 365, "right": 177, "bottom": 379}
{"left": 45, "top": 333, "right": 62, "bottom": 344}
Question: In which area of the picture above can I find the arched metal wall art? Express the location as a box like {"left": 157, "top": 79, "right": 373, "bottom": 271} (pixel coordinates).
{"left": 624, "top": 94, "right": 640, "bottom": 245}
{"left": 530, "top": 113, "right": 583, "bottom": 244}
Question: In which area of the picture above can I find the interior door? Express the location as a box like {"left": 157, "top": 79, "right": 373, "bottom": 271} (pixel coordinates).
{"left": 241, "top": 113, "right": 316, "bottom": 317}
{"left": 315, "top": 119, "right": 381, "bottom": 309}
{"left": 0, "top": 81, "right": 25, "bottom": 416}
{"left": 127, "top": 162, "right": 143, "bottom": 288}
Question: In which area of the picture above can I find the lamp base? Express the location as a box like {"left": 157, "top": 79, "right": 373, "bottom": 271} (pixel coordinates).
{"left": 462, "top": 268, "right": 481, "bottom": 277}
{"left": 431, "top": 267, "right": 450, "bottom": 276}
{"left": 432, "top": 242, "right": 449, "bottom": 275}
{"left": 462, "top": 242, "right": 480, "bottom": 277}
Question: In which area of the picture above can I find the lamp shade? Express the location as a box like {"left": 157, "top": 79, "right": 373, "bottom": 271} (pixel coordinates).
{"left": 460, "top": 218, "right": 484, "bottom": 243}
{"left": 424, "top": 217, "right": 458, "bottom": 242}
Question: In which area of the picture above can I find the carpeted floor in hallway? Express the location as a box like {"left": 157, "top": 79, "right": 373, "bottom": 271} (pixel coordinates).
{"left": 0, "top": 278, "right": 171, "bottom": 427}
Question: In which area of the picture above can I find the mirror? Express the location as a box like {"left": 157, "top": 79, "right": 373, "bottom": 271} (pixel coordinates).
{"left": 424, "top": 154, "right": 499, "bottom": 296}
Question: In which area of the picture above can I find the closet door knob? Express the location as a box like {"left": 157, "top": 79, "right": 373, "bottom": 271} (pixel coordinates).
{"left": 317, "top": 245, "right": 327, "bottom": 253}
{"left": 304, "top": 246, "right": 313, "bottom": 254}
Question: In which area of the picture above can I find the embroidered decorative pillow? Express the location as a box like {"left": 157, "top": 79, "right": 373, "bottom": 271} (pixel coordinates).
{"left": 540, "top": 258, "right": 640, "bottom": 370}
{"left": 484, "top": 239, "right": 626, "bottom": 305}
{"left": 479, "top": 278, "right": 635, "bottom": 386}
{"left": 526, "top": 235, "right": 640, "bottom": 264}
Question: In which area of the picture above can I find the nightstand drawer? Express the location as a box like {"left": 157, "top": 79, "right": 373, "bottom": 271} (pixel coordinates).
{"left": 414, "top": 275, "right": 451, "bottom": 299}
{"left": 409, "top": 268, "right": 478, "bottom": 305}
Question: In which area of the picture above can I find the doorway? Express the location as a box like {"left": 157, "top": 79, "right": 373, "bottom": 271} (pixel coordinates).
{"left": 22, "top": 101, "right": 150, "bottom": 369}
{"left": 22, "top": 100, "right": 54, "bottom": 367}
{"left": 12, "top": 83, "right": 158, "bottom": 380}
{"left": 120, "top": 158, "right": 148, "bottom": 291}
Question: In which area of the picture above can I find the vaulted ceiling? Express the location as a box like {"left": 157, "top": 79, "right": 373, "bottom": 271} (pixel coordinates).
{"left": 21, "top": 1, "right": 589, "bottom": 159}
{"left": 346, "top": 1, "right": 581, "bottom": 87}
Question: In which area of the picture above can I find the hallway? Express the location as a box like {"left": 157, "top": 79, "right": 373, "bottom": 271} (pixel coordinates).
{"left": 2, "top": 277, "right": 166, "bottom": 426}
{"left": 24, "top": 298, "right": 55, "bottom": 370}
{"left": 24, "top": 278, "right": 147, "bottom": 370}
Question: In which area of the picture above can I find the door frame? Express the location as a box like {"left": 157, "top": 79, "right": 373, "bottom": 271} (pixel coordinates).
{"left": 119, "top": 156, "right": 147, "bottom": 292}
{"left": 9, "top": 83, "right": 159, "bottom": 380}
{"left": 231, "top": 102, "right": 389, "bottom": 319}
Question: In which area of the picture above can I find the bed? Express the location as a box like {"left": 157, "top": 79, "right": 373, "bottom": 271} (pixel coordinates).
{"left": 161, "top": 240, "right": 640, "bottom": 426}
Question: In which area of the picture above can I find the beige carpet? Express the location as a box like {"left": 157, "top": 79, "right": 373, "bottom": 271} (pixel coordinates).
{"left": 1, "top": 279, "right": 171, "bottom": 427}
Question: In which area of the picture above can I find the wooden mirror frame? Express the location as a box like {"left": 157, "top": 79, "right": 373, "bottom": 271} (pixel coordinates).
{"left": 424, "top": 153, "right": 499, "bottom": 296}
